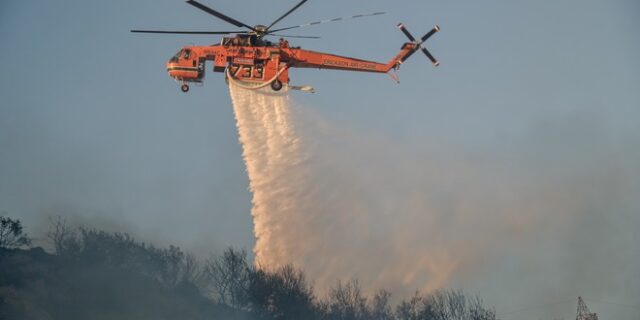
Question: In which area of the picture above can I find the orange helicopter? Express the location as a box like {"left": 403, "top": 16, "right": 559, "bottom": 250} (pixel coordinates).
{"left": 132, "top": 0, "right": 440, "bottom": 93}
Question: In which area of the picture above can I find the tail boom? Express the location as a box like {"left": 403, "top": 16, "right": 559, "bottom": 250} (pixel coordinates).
{"left": 384, "top": 42, "right": 420, "bottom": 72}
{"left": 278, "top": 23, "right": 439, "bottom": 75}
{"left": 287, "top": 40, "right": 424, "bottom": 74}
{"left": 289, "top": 49, "right": 391, "bottom": 73}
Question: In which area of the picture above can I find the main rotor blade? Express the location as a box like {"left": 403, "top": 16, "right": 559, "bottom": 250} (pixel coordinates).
{"left": 131, "top": 29, "right": 242, "bottom": 34}
{"left": 269, "top": 33, "right": 320, "bottom": 39}
{"left": 421, "top": 47, "right": 439, "bottom": 66}
{"left": 268, "top": 11, "right": 386, "bottom": 33}
{"left": 267, "top": 0, "right": 308, "bottom": 30}
{"left": 186, "top": 0, "right": 256, "bottom": 31}
{"left": 419, "top": 25, "right": 440, "bottom": 43}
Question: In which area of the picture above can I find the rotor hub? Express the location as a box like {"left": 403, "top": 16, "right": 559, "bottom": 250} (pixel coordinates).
{"left": 253, "top": 25, "right": 268, "bottom": 33}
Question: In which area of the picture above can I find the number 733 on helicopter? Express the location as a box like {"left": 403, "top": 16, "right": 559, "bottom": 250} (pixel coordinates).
{"left": 131, "top": 0, "right": 441, "bottom": 93}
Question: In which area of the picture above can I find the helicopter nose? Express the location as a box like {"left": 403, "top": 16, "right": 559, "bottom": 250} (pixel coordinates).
{"left": 166, "top": 61, "right": 179, "bottom": 79}
{"left": 166, "top": 59, "right": 201, "bottom": 82}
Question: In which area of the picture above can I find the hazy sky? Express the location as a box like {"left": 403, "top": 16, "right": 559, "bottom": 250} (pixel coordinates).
{"left": 1, "top": 0, "right": 639, "bottom": 319}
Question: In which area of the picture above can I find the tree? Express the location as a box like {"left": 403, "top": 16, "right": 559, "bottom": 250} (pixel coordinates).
{"left": 395, "top": 289, "right": 497, "bottom": 320}
{"left": 246, "top": 264, "right": 317, "bottom": 320}
{"left": 156, "top": 244, "right": 199, "bottom": 287}
{"left": 202, "top": 247, "right": 250, "bottom": 308}
{"left": 467, "top": 295, "right": 497, "bottom": 320}
{"left": 395, "top": 292, "right": 424, "bottom": 320}
{"left": 0, "top": 214, "right": 32, "bottom": 249}
{"left": 370, "top": 290, "right": 394, "bottom": 320}
{"left": 47, "top": 216, "right": 78, "bottom": 255}
{"left": 326, "top": 279, "right": 370, "bottom": 320}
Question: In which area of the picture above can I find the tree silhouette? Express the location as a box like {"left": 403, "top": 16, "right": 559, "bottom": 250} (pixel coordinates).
{"left": 395, "top": 290, "right": 497, "bottom": 320}
{"left": 47, "top": 216, "right": 78, "bottom": 255}
{"left": 326, "top": 279, "right": 370, "bottom": 320}
{"left": 246, "top": 264, "right": 317, "bottom": 320}
{"left": 370, "top": 290, "right": 394, "bottom": 320}
{"left": 0, "top": 214, "right": 31, "bottom": 249}
{"left": 2, "top": 218, "right": 502, "bottom": 320}
{"left": 202, "top": 247, "right": 251, "bottom": 308}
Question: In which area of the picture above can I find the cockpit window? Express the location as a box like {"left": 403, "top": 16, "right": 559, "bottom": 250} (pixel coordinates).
{"left": 170, "top": 50, "right": 182, "bottom": 62}
{"left": 183, "top": 49, "right": 191, "bottom": 59}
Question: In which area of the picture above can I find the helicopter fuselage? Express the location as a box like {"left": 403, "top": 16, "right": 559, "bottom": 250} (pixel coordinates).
{"left": 166, "top": 35, "right": 419, "bottom": 92}
{"left": 133, "top": 0, "right": 440, "bottom": 92}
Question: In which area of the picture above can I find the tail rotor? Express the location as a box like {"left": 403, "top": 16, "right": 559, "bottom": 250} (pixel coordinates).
{"left": 397, "top": 23, "right": 440, "bottom": 67}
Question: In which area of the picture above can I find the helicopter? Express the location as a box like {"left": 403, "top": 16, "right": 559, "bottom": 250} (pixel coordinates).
{"left": 131, "top": 0, "right": 440, "bottom": 93}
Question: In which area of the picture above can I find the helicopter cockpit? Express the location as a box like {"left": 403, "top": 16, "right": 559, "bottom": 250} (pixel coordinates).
{"left": 169, "top": 48, "right": 192, "bottom": 62}
{"left": 221, "top": 34, "right": 272, "bottom": 47}
{"left": 166, "top": 47, "right": 204, "bottom": 92}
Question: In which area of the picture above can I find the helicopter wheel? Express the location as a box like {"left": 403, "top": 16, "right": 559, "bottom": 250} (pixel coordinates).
{"left": 181, "top": 84, "right": 190, "bottom": 93}
{"left": 270, "top": 79, "right": 283, "bottom": 91}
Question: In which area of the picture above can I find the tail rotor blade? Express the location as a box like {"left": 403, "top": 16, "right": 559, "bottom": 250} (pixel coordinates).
{"left": 421, "top": 47, "right": 439, "bottom": 66}
{"left": 397, "top": 23, "right": 441, "bottom": 67}
{"left": 397, "top": 23, "right": 416, "bottom": 42}
{"left": 400, "top": 47, "right": 419, "bottom": 63}
{"left": 419, "top": 25, "right": 440, "bottom": 43}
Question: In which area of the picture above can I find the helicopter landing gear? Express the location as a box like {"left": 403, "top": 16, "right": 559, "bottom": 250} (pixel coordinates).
{"left": 181, "top": 83, "right": 190, "bottom": 93}
{"left": 270, "top": 79, "right": 283, "bottom": 91}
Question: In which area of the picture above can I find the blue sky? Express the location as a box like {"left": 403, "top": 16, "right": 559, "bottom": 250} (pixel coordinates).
{"left": 1, "top": 1, "right": 639, "bottom": 318}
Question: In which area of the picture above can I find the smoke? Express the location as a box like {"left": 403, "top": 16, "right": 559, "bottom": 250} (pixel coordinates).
{"left": 228, "top": 82, "right": 640, "bottom": 314}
